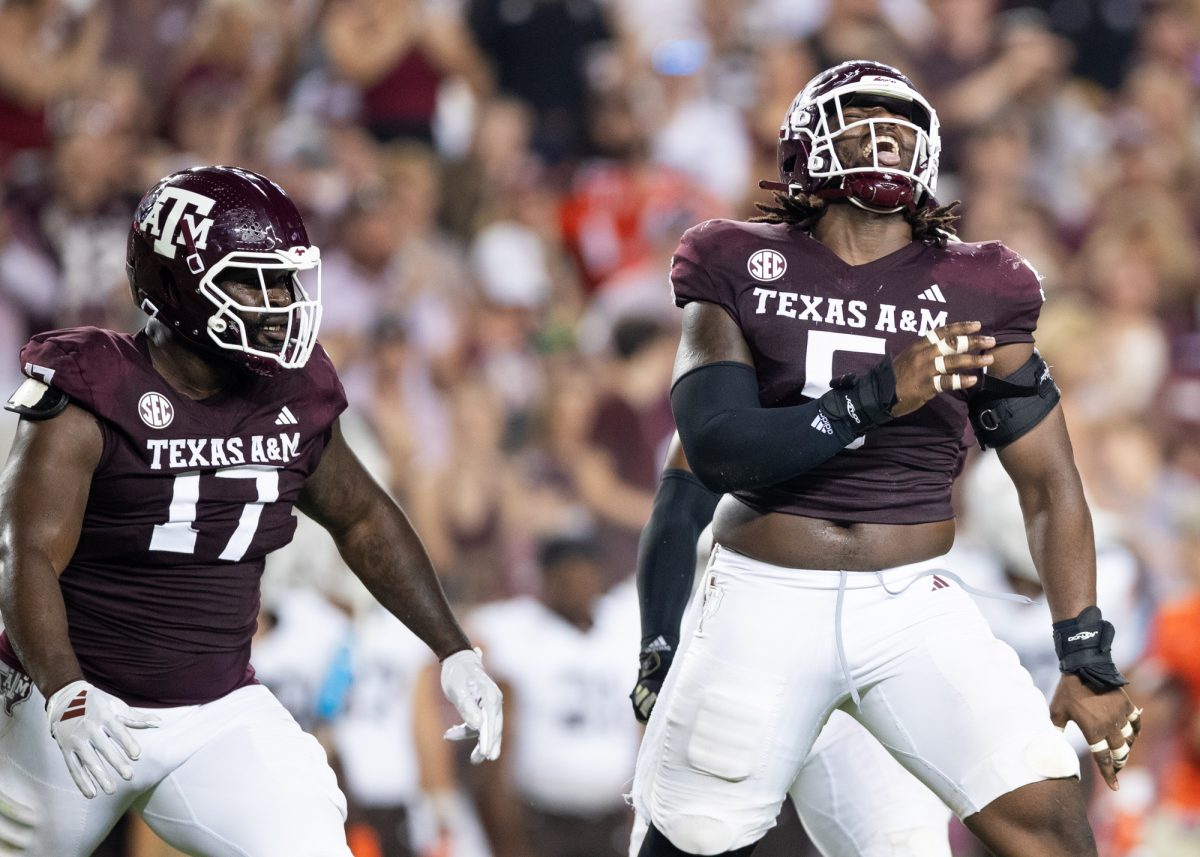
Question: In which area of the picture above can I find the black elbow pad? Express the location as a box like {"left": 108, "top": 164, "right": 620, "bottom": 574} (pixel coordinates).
{"left": 968, "top": 349, "right": 1060, "bottom": 449}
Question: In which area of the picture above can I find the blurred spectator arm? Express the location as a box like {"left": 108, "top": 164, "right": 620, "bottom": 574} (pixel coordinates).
{"left": 405, "top": 469, "right": 456, "bottom": 573}
{"left": 935, "top": 24, "right": 1064, "bottom": 128}
{"left": 323, "top": 0, "right": 491, "bottom": 97}
{"left": 0, "top": 3, "right": 108, "bottom": 108}
{"left": 414, "top": 660, "right": 457, "bottom": 794}
{"left": 414, "top": 659, "right": 464, "bottom": 853}
{"left": 570, "top": 447, "right": 655, "bottom": 532}
{"left": 322, "top": 0, "right": 419, "bottom": 86}
{"left": 469, "top": 678, "right": 530, "bottom": 857}
{"left": 420, "top": 5, "right": 493, "bottom": 98}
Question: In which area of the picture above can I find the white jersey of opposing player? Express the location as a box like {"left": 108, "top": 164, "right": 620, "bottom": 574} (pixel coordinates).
{"left": 251, "top": 587, "right": 352, "bottom": 730}
{"left": 470, "top": 592, "right": 641, "bottom": 815}
{"left": 331, "top": 606, "right": 434, "bottom": 808}
{"left": 955, "top": 449, "right": 1146, "bottom": 745}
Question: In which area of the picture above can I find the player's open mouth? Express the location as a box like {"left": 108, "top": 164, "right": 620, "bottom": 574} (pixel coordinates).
{"left": 865, "top": 135, "right": 902, "bottom": 167}
{"left": 253, "top": 322, "right": 288, "bottom": 349}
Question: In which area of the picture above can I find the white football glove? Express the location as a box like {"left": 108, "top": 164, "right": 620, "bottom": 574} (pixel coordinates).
{"left": 45, "top": 680, "right": 160, "bottom": 799}
{"left": 439, "top": 648, "right": 503, "bottom": 764}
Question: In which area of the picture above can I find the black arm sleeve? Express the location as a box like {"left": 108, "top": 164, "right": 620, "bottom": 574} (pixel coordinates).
{"left": 670, "top": 360, "right": 896, "bottom": 494}
{"left": 636, "top": 469, "right": 720, "bottom": 648}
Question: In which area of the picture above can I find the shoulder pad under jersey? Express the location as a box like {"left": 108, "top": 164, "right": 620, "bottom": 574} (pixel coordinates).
{"left": 5, "top": 378, "right": 70, "bottom": 420}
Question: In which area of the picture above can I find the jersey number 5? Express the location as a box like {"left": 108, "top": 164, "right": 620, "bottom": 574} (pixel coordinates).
{"left": 150, "top": 466, "right": 280, "bottom": 561}
{"left": 802, "top": 330, "right": 887, "bottom": 450}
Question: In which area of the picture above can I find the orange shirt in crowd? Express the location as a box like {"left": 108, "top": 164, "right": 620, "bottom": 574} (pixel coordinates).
{"left": 1147, "top": 594, "right": 1200, "bottom": 811}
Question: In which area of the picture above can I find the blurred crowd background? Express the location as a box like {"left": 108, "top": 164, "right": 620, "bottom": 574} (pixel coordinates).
{"left": 0, "top": 0, "right": 1198, "bottom": 855}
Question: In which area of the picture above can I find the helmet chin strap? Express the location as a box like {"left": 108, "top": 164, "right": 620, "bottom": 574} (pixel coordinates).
{"left": 845, "top": 196, "right": 906, "bottom": 215}
{"left": 758, "top": 177, "right": 923, "bottom": 217}
{"left": 819, "top": 173, "right": 916, "bottom": 214}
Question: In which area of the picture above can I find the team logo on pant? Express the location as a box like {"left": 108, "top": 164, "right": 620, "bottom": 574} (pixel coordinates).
{"left": 0, "top": 663, "right": 31, "bottom": 715}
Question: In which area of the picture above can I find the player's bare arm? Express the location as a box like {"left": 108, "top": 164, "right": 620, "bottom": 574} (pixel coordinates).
{"left": 0, "top": 404, "right": 100, "bottom": 699}
{"left": 298, "top": 419, "right": 502, "bottom": 764}
{"left": 1, "top": 403, "right": 163, "bottom": 799}
{"left": 993, "top": 342, "right": 1140, "bottom": 790}
{"left": 297, "top": 419, "right": 471, "bottom": 660}
{"left": 672, "top": 301, "right": 756, "bottom": 378}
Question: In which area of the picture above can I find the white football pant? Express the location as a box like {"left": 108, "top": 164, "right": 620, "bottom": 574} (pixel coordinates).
{"left": 0, "top": 681, "right": 350, "bottom": 857}
{"left": 632, "top": 546, "right": 1078, "bottom": 855}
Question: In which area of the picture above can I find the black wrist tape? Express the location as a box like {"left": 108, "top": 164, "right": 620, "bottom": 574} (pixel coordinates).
{"left": 820, "top": 356, "right": 898, "bottom": 438}
{"left": 1052, "top": 606, "right": 1130, "bottom": 693}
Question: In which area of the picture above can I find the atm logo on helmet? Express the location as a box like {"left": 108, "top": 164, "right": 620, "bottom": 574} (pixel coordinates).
{"left": 139, "top": 187, "right": 216, "bottom": 262}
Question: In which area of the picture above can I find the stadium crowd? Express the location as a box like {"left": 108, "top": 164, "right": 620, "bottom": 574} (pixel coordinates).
{"left": 0, "top": 0, "right": 1197, "bottom": 855}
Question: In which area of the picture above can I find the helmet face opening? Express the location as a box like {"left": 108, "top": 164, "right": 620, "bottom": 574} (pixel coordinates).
{"left": 126, "top": 166, "right": 323, "bottom": 373}
{"left": 829, "top": 93, "right": 931, "bottom": 134}
{"left": 778, "top": 61, "right": 942, "bottom": 212}
{"left": 202, "top": 248, "right": 323, "bottom": 370}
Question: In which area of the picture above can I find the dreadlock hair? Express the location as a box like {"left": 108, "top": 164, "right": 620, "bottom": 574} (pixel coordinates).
{"left": 751, "top": 191, "right": 961, "bottom": 246}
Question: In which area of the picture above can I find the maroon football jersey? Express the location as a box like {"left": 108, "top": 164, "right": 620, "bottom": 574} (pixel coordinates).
{"left": 0, "top": 328, "right": 347, "bottom": 706}
{"left": 670, "top": 219, "right": 1044, "bottom": 524}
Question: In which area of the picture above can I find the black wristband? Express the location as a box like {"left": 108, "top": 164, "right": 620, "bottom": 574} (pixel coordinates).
{"left": 1052, "top": 606, "right": 1130, "bottom": 693}
{"left": 819, "top": 356, "right": 898, "bottom": 438}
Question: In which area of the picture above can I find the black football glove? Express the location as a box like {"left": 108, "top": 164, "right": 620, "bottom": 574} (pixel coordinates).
{"left": 630, "top": 642, "right": 675, "bottom": 724}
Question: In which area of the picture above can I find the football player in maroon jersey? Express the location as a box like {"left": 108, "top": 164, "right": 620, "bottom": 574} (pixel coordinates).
{"left": 0, "top": 166, "right": 502, "bottom": 857}
{"left": 630, "top": 61, "right": 1140, "bottom": 857}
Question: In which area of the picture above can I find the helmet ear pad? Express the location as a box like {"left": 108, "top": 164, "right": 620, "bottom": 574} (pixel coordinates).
{"left": 777, "top": 136, "right": 811, "bottom": 193}
{"left": 159, "top": 268, "right": 179, "bottom": 308}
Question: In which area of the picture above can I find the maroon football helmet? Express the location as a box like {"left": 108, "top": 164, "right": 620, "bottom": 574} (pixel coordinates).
{"left": 126, "top": 166, "right": 322, "bottom": 374}
{"left": 775, "top": 60, "right": 940, "bottom": 213}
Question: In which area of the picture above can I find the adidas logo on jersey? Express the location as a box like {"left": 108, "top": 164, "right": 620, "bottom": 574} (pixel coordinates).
{"left": 811, "top": 412, "right": 833, "bottom": 435}
{"left": 275, "top": 406, "right": 298, "bottom": 426}
{"left": 918, "top": 284, "right": 946, "bottom": 303}
{"left": 931, "top": 575, "right": 950, "bottom": 591}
